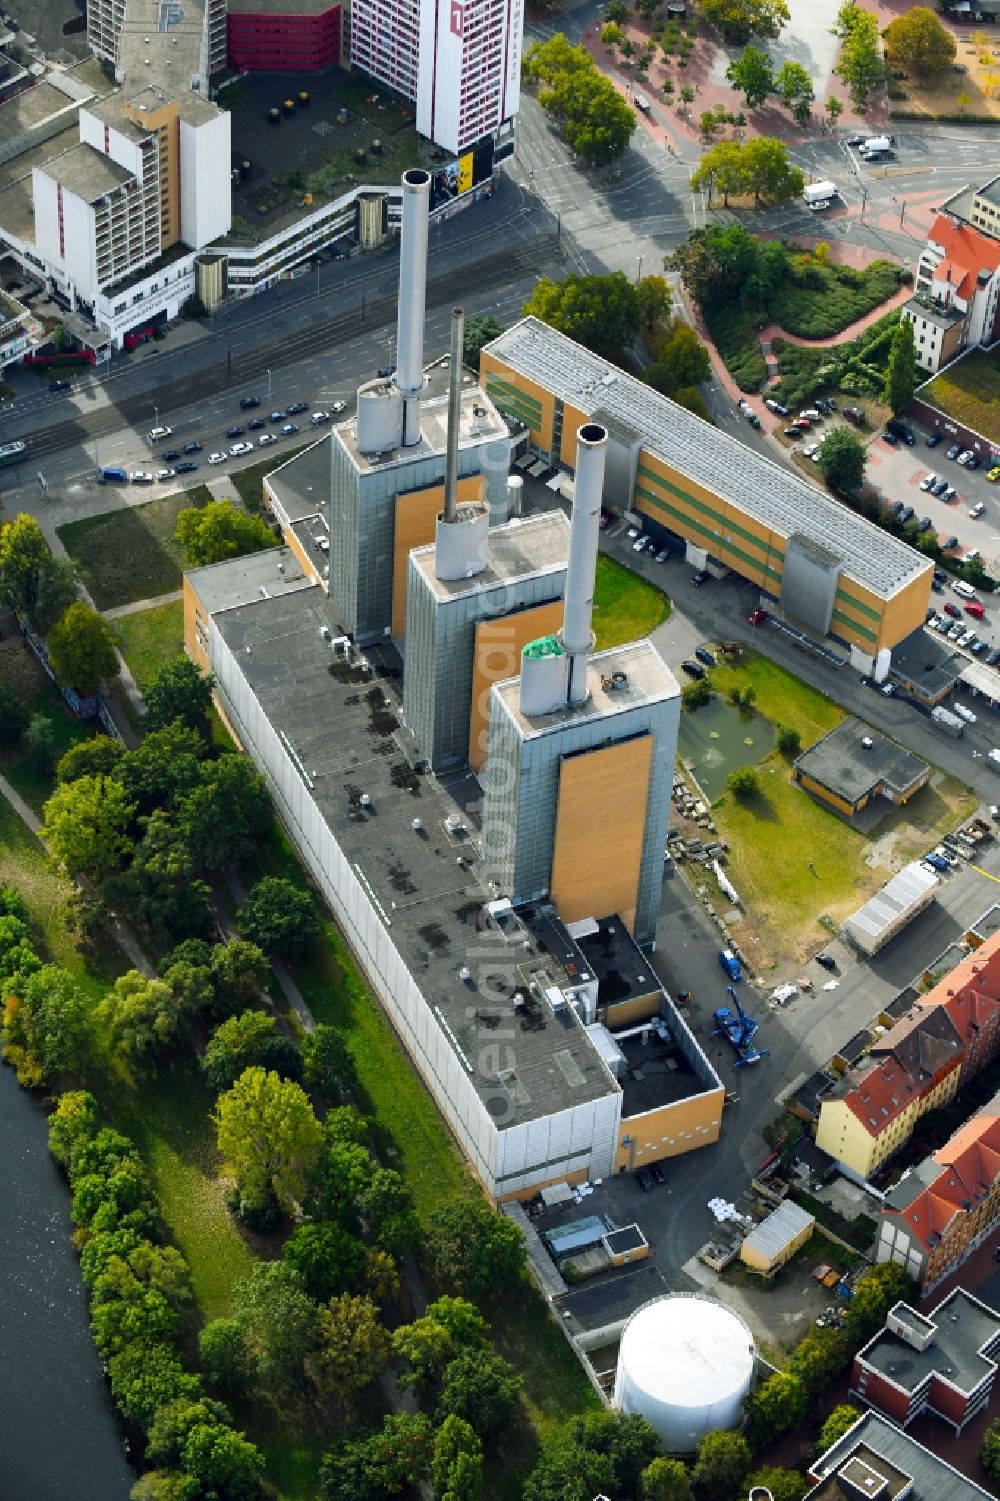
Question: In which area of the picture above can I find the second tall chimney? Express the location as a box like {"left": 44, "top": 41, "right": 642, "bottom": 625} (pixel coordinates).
{"left": 562, "top": 423, "right": 608, "bottom": 705}
{"left": 394, "top": 168, "right": 431, "bottom": 446}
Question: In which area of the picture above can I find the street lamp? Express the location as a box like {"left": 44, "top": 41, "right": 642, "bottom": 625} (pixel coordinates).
{"left": 267, "top": 368, "right": 272, "bottom": 403}
{"left": 636, "top": 254, "right": 643, "bottom": 286}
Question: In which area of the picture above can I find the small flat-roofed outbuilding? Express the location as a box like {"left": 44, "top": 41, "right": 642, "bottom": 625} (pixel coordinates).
{"left": 740, "top": 1199, "right": 815, "bottom": 1275}
{"left": 793, "top": 717, "right": 929, "bottom": 818}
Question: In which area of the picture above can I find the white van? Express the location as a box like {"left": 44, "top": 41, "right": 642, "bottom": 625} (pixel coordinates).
{"left": 861, "top": 136, "right": 892, "bottom": 156}
{"left": 953, "top": 579, "right": 977, "bottom": 600}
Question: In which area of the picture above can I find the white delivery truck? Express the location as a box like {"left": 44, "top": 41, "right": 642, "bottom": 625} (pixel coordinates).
{"left": 931, "top": 705, "right": 964, "bottom": 738}
{"left": 990, "top": 749, "right": 1000, "bottom": 770}
{"left": 803, "top": 181, "right": 838, "bottom": 210}
{"left": 860, "top": 136, "right": 892, "bottom": 158}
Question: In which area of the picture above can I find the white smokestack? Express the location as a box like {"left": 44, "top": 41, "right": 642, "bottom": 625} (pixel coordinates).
{"left": 435, "top": 306, "right": 488, "bottom": 582}
{"left": 562, "top": 423, "right": 607, "bottom": 706}
{"left": 394, "top": 168, "right": 431, "bottom": 446}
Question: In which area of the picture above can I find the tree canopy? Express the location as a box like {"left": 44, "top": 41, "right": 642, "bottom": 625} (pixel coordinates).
{"left": 41, "top": 774, "right": 135, "bottom": 879}
{"left": 884, "top": 6, "right": 956, "bottom": 76}
{"left": 817, "top": 426, "right": 866, "bottom": 493}
{"left": 700, "top": 0, "right": 789, "bottom": 42}
{"left": 237, "top": 876, "right": 320, "bottom": 958}
{"left": 143, "top": 655, "right": 215, "bottom": 738}
{"left": 645, "top": 322, "right": 711, "bottom": 399}
{"left": 523, "top": 35, "right": 637, "bottom": 164}
{"left": 726, "top": 45, "right": 774, "bottom": 108}
{"left": 817, "top": 1404, "right": 862, "bottom": 1456}
{"left": 2, "top": 964, "right": 90, "bottom": 1085}
{"left": 884, "top": 316, "right": 917, "bottom": 417}
{"left": 689, "top": 139, "right": 804, "bottom": 207}
{"left": 692, "top": 1430, "right": 752, "bottom": 1501}
{"left": 96, "top": 970, "right": 187, "bottom": 1062}
{"left": 426, "top": 1195, "right": 526, "bottom": 1296}
{"left": 835, "top": 1, "right": 884, "bottom": 108}
{"left": 462, "top": 314, "right": 504, "bottom": 371}
{"left": 47, "top": 601, "right": 118, "bottom": 695}
{"left": 0, "top": 513, "right": 78, "bottom": 630}
{"left": 175, "top": 499, "right": 277, "bottom": 569}
{"left": 523, "top": 271, "right": 641, "bottom": 359}
{"left": 214, "top": 1066, "right": 324, "bottom": 1210}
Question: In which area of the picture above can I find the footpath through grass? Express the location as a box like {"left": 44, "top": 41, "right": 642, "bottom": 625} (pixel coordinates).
{"left": 58, "top": 487, "right": 211, "bottom": 610}
{"left": 592, "top": 554, "right": 670, "bottom": 649}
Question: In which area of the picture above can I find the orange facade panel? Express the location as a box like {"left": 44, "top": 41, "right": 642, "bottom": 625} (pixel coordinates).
{"left": 391, "top": 475, "right": 485, "bottom": 639}
{"left": 551, "top": 736, "right": 652, "bottom": 932}
{"left": 468, "top": 601, "right": 564, "bottom": 772}
{"left": 182, "top": 576, "right": 211, "bottom": 673}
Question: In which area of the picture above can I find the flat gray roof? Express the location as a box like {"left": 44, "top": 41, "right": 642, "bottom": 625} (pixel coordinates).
{"left": 186, "top": 543, "right": 312, "bottom": 615}
{"left": 811, "top": 1411, "right": 996, "bottom": 1501}
{"left": 208, "top": 582, "right": 622, "bottom": 1127}
{"left": 338, "top": 360, "right": 507, "bottom": 475}
{"left": 84, "top": 92, "right": 150, "bottom": 144}
{"left": 975, "top": 175, "right": 1000, "bottom": 210}
{"left": 494, "top": 638, "right": 678, "bottom": 742}
{"left": 265, "top": 436, "right": 330, "bottom": 525}
{"left": 228, "top": 0, "right": 336, "bottom": 10}
{"left": 858, "top": 1291, "right": 1000, "bottom": 1396}
{"left": 118, "top": 0, "right": 212, "bottom": 101}
{"left": 793, "top": 716, "right": 928, "bottom": 806}
{"left": 40, "top": 142, "right": 134, "bottom": 201}
{"left": 485, "top": 318, "right": 931, "bottom": 601}
{"left": 906, "top": 295, "right": 965, "bottom": 331}
{"left": 410, "top": 510, "right": 570, "bottom": 603}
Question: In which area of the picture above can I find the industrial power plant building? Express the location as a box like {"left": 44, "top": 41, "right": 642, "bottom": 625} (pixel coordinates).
{"left": 182, "top": 172, "right": 724, "bottom": 1201}
{"left": 480, "top": 319, "right": 933, "bottom": 666}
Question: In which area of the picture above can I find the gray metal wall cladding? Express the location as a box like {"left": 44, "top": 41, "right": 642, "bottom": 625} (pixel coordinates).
{"left": 780, "top": 534, "right": 842, "bottom": 638}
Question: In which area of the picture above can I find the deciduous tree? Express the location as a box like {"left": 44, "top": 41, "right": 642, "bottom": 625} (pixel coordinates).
{"left": 433, "top": 1415, "right": 483, "bottom": 1501}
{"left": 175, "top": 499, "right": 277, "bottom": 568}
{"left": 47, "top": 601, "right": 118, "bottom": 694}
{"left": 319, "top": 1413, "right": 432, "bottom": 1501}
{"left": 884, "top": 5, "right": 956, "bottom": 76}
{"left": 846, "top": 1262, "right": 913, "bottom": 1341}
{"left": 645, "top": 322, "right": 710, "bottom": 398}
{"left": 775, "top": 59, "right": 814, "bottom": 120}
{"left": 202, "top": 1009, "right": 280, "bottom": 1092}
{"left": 817, "top": 426, "right": 866, "bottom": 492}
{"left": 835, "top": 2, "right": 884, "bottom": 108}
{"left": 282, "top": 1221, "right": 366, "bottom": 1302}
{"left": 143, "top": 654, "right": 215, "bottom": 738}
{"left": 56, "top": 734, "right": 124, "bottom": 784}
{"left": 306, "top": 1292, "right": 391, "bottom": 1400}
{"left": 96, "top": 970, "right": 186, "bottom": 1062}
{"left": 199, "top": 1318, "right": 252, "bottom": 1394}
{"left": 232, "top": 1261, "right": 319, "bottom": 1390}
{"left": 726, "top": 766, "right": 759, "bottom": 801}
{"left": 41, "top": 774, "right": 135, "bottom": 879}
{"left": 744, "top": 1370, "right": 808, "bottom": 1447}
{"left": 302, "top": 1021, "right": 357, "bottom": 1096}
{"left": 214, "top": 1066, "right": 324, "bottom": 1210}
{"left": 237, "top": 876, "right": 320, "bottom": 958}
{"left": 111, "top": 807, "right": 213, "bottom": 942}
{"left": 0, "top": 683, "right": 27, "bottom": 749}
{"left": 816, "top": 1404, "right": 862, "bottom": 1456}
{"left": 747, "top": 1467, "right": 808, "bottom": 1501}
{"left": 436, "top": 1350, "right": 523, "bottom": 1439}
{"left": 2, "top": 964, "right": 90, "bottom": 1085}
{"left": 209, "top": 939, "right": 270, "bottom": 1016}
{"left": 641, "top": 1457, "right": 694, "bottom": 1501}
{"left": 117, "top": 721, "right": 206, "bottom": 813}
{"left": 523, "top": 271, "right": 642, "bottom": 358}
{"left": 692, "top": 1430, "right": 752, "bottom": 1501}
{"left": 0, "top": 513, "right": 77, "bottom": 630}
{"left": 637, "top": 274, "right": 673, "bottom": 330}
{"left": 726, "top": 45, "right": 774, "bottom": 108}
{"left": 462, "top": 314, "right": 504, "bottom": 371}
{"left": 700, "top": 0, "right": 789, "bottom": 43}
{"left": 426, "top": 1195, "right": 526, "bottom": 1296}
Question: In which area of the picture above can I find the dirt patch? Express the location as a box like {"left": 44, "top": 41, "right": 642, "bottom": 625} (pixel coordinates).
{"left": 892, "top": 30, "right": 1000, "bottom": 121}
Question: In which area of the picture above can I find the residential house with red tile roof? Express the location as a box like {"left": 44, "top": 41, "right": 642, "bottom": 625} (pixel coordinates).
{"left": 876, "top": 1090, "right": 1000, "bottom": 1293}
{"left": 903, "top": 187, "right": 1000, "bottom": 372}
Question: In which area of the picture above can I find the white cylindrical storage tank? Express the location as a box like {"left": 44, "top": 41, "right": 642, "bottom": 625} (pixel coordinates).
{"left": 506, "top": 474, "right": 524, "bottom": 519}
{"left": 356, "top": 382, "right": 403, "bottom": 455}
{"left": 519, "top": 636, "right": 568, "bottom": 716}
{"left": 613, "top": 1295, "right": 756, "bottom": 1453}
{"left": 435, "top": 505, "right": 489, "bottom": 581}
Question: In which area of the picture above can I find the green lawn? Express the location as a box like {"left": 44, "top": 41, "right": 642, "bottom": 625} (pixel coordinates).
{"left": 923, "top": 348, "right": 1000, "bottom": 446}
{"left": 0, "top": 797, "right": 128, "bottom": 1004}
{"left": 104, "top": 1059, "right": 258, "bottom": 1319}
{"left": 57, "top": 486, "right": 211, "bottom": 609}
{"left": 0, "top": 643, "right": 104, "bottom": 813}
{"left": 113, "top": 599, "right": 185, "bottom": 690}
{"left": 592, "top": 554, "right": 670, "bottom": 649}
{"left": 708, "top": 651, "right": 844, "bottom": 748}
{"left": 696, "top": 655, "right": 977, "bottom": 967}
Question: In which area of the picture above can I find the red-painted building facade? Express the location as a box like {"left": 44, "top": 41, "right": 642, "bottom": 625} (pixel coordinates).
{"left": 227, "top": 0, "right": 342, "bottom": 73}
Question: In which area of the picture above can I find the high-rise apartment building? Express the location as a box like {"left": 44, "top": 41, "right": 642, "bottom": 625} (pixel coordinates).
{"left": 89, "top": 0, "right": 227, "bottom": 93}
{"left": 351, "top": 0, "right": 521, "bottom": 154}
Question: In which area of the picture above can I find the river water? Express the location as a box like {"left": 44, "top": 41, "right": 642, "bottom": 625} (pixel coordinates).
{"left": 0, "top": 1056, "right": 134, "bottom": 1501}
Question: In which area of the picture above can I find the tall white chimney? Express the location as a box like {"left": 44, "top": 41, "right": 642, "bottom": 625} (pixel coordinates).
{"left": 435, "top": 306, "right": 488, "bottom": 582}
{"left": 562, "top": 423, "right": 607, "bottom": 705}
{"left": 394, "top": 168, "right": 431, "bottom": 446}
{"left": 442, "top": 306, "right": 464, "bottom": 523}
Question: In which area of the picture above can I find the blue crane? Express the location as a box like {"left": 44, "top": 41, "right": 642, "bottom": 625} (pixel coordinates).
{"left": 712, "top": 985, "right": 769, "bottom": 1068}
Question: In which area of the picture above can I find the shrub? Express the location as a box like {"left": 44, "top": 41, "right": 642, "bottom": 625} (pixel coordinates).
{"left": 726, "top": 767, "right": 759, "bottom": 801}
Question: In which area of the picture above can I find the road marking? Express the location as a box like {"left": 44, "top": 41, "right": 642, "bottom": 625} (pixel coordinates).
{"left": 970, "top": 864, "right": 1000, "bottom": 884}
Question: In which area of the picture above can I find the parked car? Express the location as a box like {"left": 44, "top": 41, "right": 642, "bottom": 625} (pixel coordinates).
{"left": 948, "top": 621, "right": 964, "bottom": 639}
{"left": 799, "top": 409, "right": 822, "bottom": 422}
{"left": 690, "top": 570, "right": 708, "bottom": 587}
{"left": 941, "top": 486, "right": 956, "bottom": 501}
{"left": 258, "top": 433, "right": 278, "bottom": 447}
{"left": 967, "top": 456, "right": 980, "bottom": 471}
{"left": 208, "top": 452, "right": 227, "bottom": 465}
{"left": 815, "top": 953, "right": 837, "bottom": 971}
{"left": 286, "top": 401, "right": 308, "bottom": 414}
{"left": 332, "top": 400, "right": 347, "bottom": 414}
{"left": 765, "top": 398, "right": 789, "bottom": 416}
{"left": 182, "top": 441, "right": 203, "bottom": 454}
{"left": 226, "top": 425, "right": 246, "bottom": 439}
{"left": 248, "top": 417, "right": 265, "bottom": 430}
{"left": 958, "top": 450, "right": 974, "bottom": 466}
{"left": 988, "top": 648, "right": 1000, "bottom": 667}
{"left": 915, "top": 517, "right": 932, "bottom": 532}
{"left": 654, "top": 550, "right": 670, "bottom": 563}
{"left": 162, "top": 449, "right": 181, "bottom": 462}
{"left": 944, "top": 602, "right": 961, "bottom": 617}
{"left": 882, "top": 429, "right": 899, "bottom": 446}
{"left": 926, "top": 432, "right": 942, "bottom": 448}
{"left": 650, "top": 1162, "right": 668, "bottom": 1186}
{"left": 947, "top": 444, "right": 962, "bottom": 460}
{"left": 919, "top": 474, "right": 939, "bottom": 492}
{"left": 695, "top": 646, "right": 716, "bottom": 667}
{"left": 310, "top": 411, "right": 331, "bottom": 425}
{"left": 240, "top": 395, "right": 261, "bottom": 409}
{"left": 155, "top": 468, "right": 174, "bottom": 481}
{"left": 931, "top": 479, "right": 949, "bottom": 497}
{"left": 680, "top": 660, "right": 705, "bottom": 679}
{"left": 899, "top": 505, "right": 915, "bottom": 523}
{"left": 989, "top": 465, "right": 1000, "bottom": 482}
{"left": 972, "top": 639, "right": 988, "bottom": 654}
{"left": 965, "top": 601, "right": 986, "bottom": 619}
{"left": 50, "top": 378, "right": 71, "bottom": 392}
{"left": 924, "top": 852, "right": 950, "bottom": 872}
{"left": 790, "top": 418, "right": 811, "bottom": 431}
{"left": 636, "top": 1168, "right": 654, "bottom": 1193}
{"left": 881, "top": 682, "right": 896, "bottom": 696}
{"left": 785, "top": 427, "right": 804, "bottom": 440}
{"left": 719, "top": 949, "right": 742, "bottom": 982}
{"left": 268, "top": 409, "right": 286, "bottom": 422}
{"left": 748, "top": 608, "right": 768, "bottom": 625}
{"left": 230, "top": 441, "right": 254, "bottom": 457}
{"left": 174, "top": 460, "right": 198, "bottom": 474}
{"left": 942, "top": 535, "right": 959, "bottom": 551}
{"left": 970, "top": 501, "right": 986, "bottom": 517}
{"left": 130, "top": 471, "right": 154, "bottom": 484}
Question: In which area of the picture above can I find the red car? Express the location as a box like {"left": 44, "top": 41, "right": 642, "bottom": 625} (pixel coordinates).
{"left": 944, "top": 602, "right": 961, "bottom": 618}
{"left": 748, "top": 609, "right": 768, "bottom": 626}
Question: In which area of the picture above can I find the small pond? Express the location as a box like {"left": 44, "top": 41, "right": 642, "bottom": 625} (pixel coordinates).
{"left": 676, "top": 696, "right": 776, "bottom": 802}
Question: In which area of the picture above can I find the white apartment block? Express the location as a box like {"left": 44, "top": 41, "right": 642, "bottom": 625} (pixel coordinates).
{"left": 352, "top": 0, "right": 521, "bottom": 154}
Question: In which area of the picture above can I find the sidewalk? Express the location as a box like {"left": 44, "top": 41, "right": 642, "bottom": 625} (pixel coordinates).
{"left": 103, "top": 590, "right": 182, "bottom": 622}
